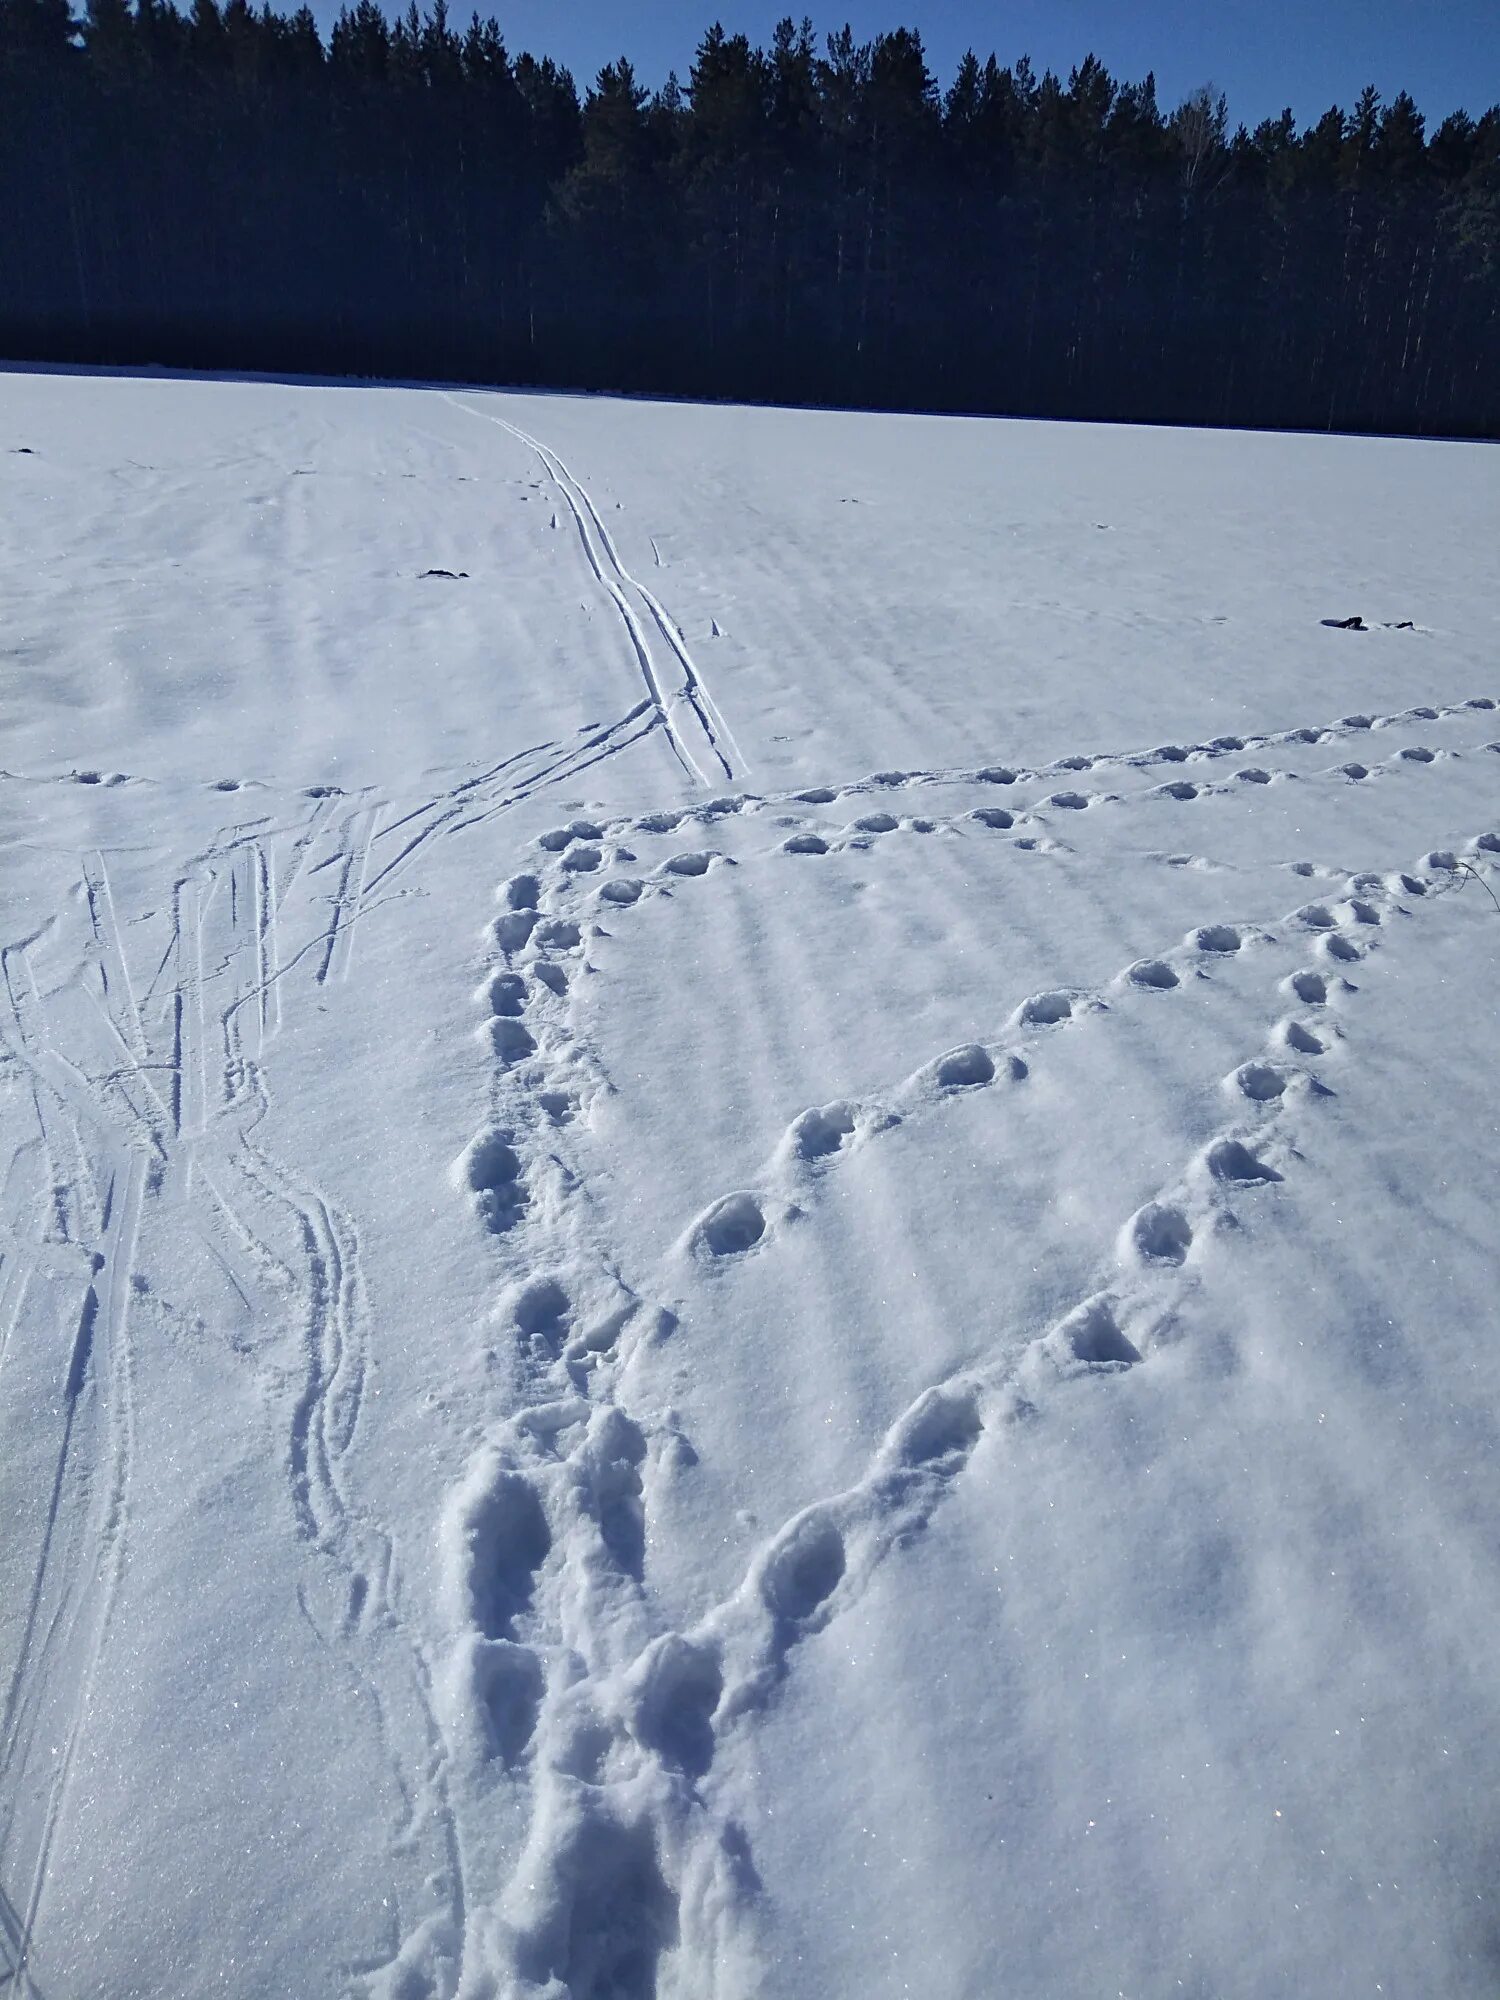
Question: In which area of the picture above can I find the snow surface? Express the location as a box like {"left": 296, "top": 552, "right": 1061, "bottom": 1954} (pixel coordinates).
{"left": 1, "top": 368, "right": 1498, "bottom": 2000}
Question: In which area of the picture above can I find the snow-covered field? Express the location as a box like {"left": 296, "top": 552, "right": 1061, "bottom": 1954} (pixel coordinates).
{"left": 1, "top": 368, "right": 1498, "bottom": 2000}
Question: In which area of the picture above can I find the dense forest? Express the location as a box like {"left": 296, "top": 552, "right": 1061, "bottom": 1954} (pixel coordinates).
{"left": 1, "top": 0, "right": 1497, "bottom": 434}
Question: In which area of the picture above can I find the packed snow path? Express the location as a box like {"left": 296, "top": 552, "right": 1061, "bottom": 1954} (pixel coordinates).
{"left": 0, "top": 371, "right": 1497, "bottom": 2000}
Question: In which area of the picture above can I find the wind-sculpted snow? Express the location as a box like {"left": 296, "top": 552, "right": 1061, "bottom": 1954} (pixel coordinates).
{"left": 1, "top": 372, "right": 1498, "bottom": 2000}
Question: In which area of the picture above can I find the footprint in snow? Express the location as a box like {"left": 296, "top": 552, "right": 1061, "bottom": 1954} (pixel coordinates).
{"left": 494, "top": 910, "right": 537, "bottom": 952}
{"left": 1128, "top": 959, "right": 1179, "bottom": 990}
{"left": 1016, "top": 991, "right": 1073, "bottom": 1027}
{"left": 969, "top": 807, "right": 1014, "bottom": 830}
{"left": 886, "top": 1384, "right": 984, "bottom": 1471}
{"left": 539, "top": 819, "right": 603, "bottom": 852}
{"left": 471, "top": 1641, "right": 544, "bottom": 1767}
{"left": 460, "top": 1462, "right": 550, "bottom": 1641}
{"left": 663, "top": 851, "right": 713, "bottom": 877}
{"left": 1193, "top": 924, "right": 1242, "bottom": 954}
{"left": 1060, "top": 1297, "right": 1141, "bottom": 1368}
{"left": 630, "top": 1636, "right": 723, "bottom": 1778}
{"left": 760, "top": 1510, "right": 846, "bottom": 1625}
{"left": 786, "top": 1102, "right": 857, "bottom": 1159}
{"left": 1231, "top": 1061, "right": 1288, "bottom": 1102}
{"left": 481, "top": 970, "right": 526, "bottom": 1016}
{"left": 599, "top": 877, "right": 643, "bottom": 905}
{"left": 1279, "top": 1020, "right": 1325, "bottom": 1055}
{"left": 509, "top": 1276, "right": 571, "bottom": 1344}
{"left": 485, "top": 1018, "right": 536, "bottom": 1063}
{"left": 1204, "top": 1137, "right": 1282, "bottom": 1183}
{"left": 693, "top": 1191, "right": 767, "bottom": 1258}
{"left": 932, "top": 1044, "right": 998, "bottom": 1088}
{"left": 783, "top": 833, "right": 828, "bottom": 855}
{"left": 1124, "top": 1202, "right": 1193, "bottom": 1267}
{"left": 453, "top": 1127, "right": 528, "bottom": 1234}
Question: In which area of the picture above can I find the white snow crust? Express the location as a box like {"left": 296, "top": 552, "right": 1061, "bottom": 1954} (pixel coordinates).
{"left": 1, "top": 368, "right": 1498, "bottom": 2000}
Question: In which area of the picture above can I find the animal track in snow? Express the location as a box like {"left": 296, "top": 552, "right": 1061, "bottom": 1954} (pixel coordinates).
{"left": 1016, "top": 990, "right": 1075, "bottom": 1027}
{"left": 629, "top": 1635, "right": 723, "bottom": 1778}
{"left": 1059, "top": 1297, "right": 1141, "bottom": 1368}
{"left": 934, "top": 1044, "right": 997, "bottom": 1087}
{"left": 692, "top": 1191, "right": 768, "bottom": 1258}
{"left": 510, "top": 1276, "right": 572, "bottom": 1345}
{"left": 759, "top": 1511, "right": 847, "bottom": 1625}
{"left": 1124, "top": 1202, "right": 1194, "bottom": 1266}
{"left": 454, "top": 1127, "right": 527, "bottom": 1233}
{"left": 785, "top": 1101, "right": 858, "bottom": 1160}
{"left": 783, "top": 832, "right": 829, "bottom": 855}
{"left": 482, "top": 970, "right": 527, "bottom": 1017}
{"left": 1129, "top": 959, "right": 1180, "bottom": 989}
{"left": 1194, "top": 924, "right": 1243, "bottom": 954}
{"left": 599, "top": 877, "right": 643, "bottom": 905}
{"left": 663, "top": 850, "right": 714, "bottom": 876}
{"left": 1203, "top": 1137, "right": 1282, "bottom": 1183}
{"left": 1231, "top": 1061, "right": 1288, "bottom": 1101}
{"left": 1279, "top": 1020, "right": 1326, "bottom": 1055}
{"left": 453, "top": 1454, "right": 551, "bottom": 1642}
{"left": 538, "top": 818, "right": 605, "bottom": 852}
{"left": 486, "top": 1018, "right": 537, "bottom": 1062}
{"left": 494, "top": 909, "right": 537, "bottom": 953}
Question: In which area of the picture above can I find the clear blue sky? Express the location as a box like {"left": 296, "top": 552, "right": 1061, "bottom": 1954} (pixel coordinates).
{"left": 307, "top": 0, "right": 1499, "bottom": 127}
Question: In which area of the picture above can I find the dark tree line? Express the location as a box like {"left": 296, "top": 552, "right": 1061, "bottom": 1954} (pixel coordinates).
{"left": 2, "top": 0, "right": 1497, "bottom": 435}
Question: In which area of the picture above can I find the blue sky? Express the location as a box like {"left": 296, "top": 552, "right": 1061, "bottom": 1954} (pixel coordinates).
{"left": 308, "top": 0, "right": 1499, "bottom": 128}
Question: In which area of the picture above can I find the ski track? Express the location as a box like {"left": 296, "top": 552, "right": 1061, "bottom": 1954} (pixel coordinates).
{"left": 443, "top": 392, "right": 743, "bottom": 790}
{"left": 420, "top": 679, "right": 1500, "bottom": 1998}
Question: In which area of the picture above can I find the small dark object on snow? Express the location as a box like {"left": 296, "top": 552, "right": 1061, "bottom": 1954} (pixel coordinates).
{"left": 1384, "top": 619, "right": 1416, "bottom": 630}
{"left": 1322, "top": 615, "right": 1366, "bottom": 630}
{"left": 420, "top": 567, "right": 469, "bottom": 579}
{"left": 11, "top": 446, "right": 33, "bottom": 454}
